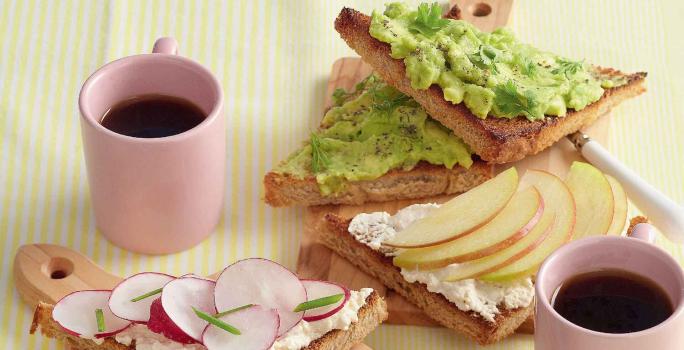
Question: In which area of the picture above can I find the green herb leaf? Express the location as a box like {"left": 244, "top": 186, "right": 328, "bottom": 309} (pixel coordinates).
{"left": 214, "top": 304, "right": 254, "bottom": 318}
{"left": 331, "top": 88, "right": 348, "bottom": 107}
{"left": 192, "top": 307, "right": 241, "bottom": 335}
{"left": 493, "top": 80, "right": 542, "bottom": 120}
{"left": 520, "top": 58, "right": 537, "bottom": 77}
{"left": 95, "top": 309, "right": 105, "bottom": 332}
{"left": 370, "top": 87, "right": 411, "bottom": 112}
{"left": 468, "top": 45, "right": 500, "bottom": 73}
{"left": 408, "top": 3, "right": 449, "bottom": 37}
{"left": 310, "top": 133, "right": 331, "bottom": 173}
{"left": 130, "top": 288, "right": 163, "bottom": 302}
{"left": 293, "top": 293, "right": 345, "bottom": 312}
{"left": 551, "top": 58, "right": 584, "bottom": 78}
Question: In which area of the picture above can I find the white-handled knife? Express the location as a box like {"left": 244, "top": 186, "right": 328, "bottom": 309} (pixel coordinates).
{"left": 567, "top": 131, "right": 684, "bottom": 243}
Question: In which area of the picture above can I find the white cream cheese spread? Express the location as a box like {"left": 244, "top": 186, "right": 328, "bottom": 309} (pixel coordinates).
{"left": 348, "top": 203, "right": 440, "bottom": 256}
{"left": 270, "top": 288, "right": 373, "bottom": 350}
{"left": 348, "top": 203, "right": 535, "bottom": 323}
{"left": 115, "top": 324, "right": 206, "bottom": 350}
{"left": 111, "top": 288, "right": 373, "bottom": 350}
{"left": 401, "top": 267, "right": 534, "bottom": 322}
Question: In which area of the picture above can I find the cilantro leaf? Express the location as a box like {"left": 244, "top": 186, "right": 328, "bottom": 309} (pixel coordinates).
{"left": 551, "top": 58, "right": 584, "bottom": 78}
{"left": 408, "top": 3, "right": 449, "bottom": 37}
{"left": 468, "top": 45, "right": 500, "bottom": 73}
{"left": 493, "top": 80, "right": 542, "bottom": 120}
{"left": 310, "top": 133, "right": 331, "bottom": 173}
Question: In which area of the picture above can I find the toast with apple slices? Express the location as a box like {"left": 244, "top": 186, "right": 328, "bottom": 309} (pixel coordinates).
{"left": 30, "top": 258, "right": 388, "bottom": 350}
{"left": 334, "top": 6, "right": 647, "bottom": 164}
{"left": 317, "top": 168, "right": 584, "bottom": 344}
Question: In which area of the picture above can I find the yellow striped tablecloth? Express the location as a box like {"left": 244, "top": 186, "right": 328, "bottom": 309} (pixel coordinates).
{"left": 1, "top": 1, "right": 682, "bottom": 349}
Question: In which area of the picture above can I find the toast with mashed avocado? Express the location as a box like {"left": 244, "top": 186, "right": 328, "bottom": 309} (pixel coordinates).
{"left": 334, "top": 3, "right": 647, "bottom": 164}
{"left": 264, "top": 75, "right": 493, "bottom": 207}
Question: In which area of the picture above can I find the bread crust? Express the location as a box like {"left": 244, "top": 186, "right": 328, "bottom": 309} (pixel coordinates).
{"left": 31, "top": 292, "right": 387, "bottom": 350}
{"left": 319, "top": 214, "right": 534, "bottom": 345}
{"left": 264, "top": 160, "right": 493, "bottom": 207}
{"left": 334, "top": 8, "right": 647, "bottom": 164}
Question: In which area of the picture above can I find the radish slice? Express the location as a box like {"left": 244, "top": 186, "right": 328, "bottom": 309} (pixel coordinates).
{"left": 109, "top": 272, "right": 175, "bottom": 323}
{"left": 300, "top": 280, "right": 350, "bottom": 322}
{"left": 53, "top": 290, "right": 131, "bottom": 338}
{"left": 215, "top": 258, "right": 306, "bottom": 336}
{"left": 160, "top": 276, "right": 216, "bottom": 343}
{"left": 202, "top": 305, "right": 279, "bottom": 350}
{"left": 148, "top": 298, "right": 196, "bottom": 344}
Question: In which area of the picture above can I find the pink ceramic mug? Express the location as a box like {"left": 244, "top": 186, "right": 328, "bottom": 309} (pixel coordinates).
{"left": 79, "top": 37, "right": 225, "bottom": 254}
{"left": 535, "top": 224, "right": 684, "bottom": 349}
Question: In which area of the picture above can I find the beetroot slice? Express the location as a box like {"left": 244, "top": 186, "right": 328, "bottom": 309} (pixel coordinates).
{"left": 52, "top": 290, "right": 131, "bottom": 339}
{"left": 147, "top": 298, "right": 198, "bottom": 344}
{"left": 300, "top": 280, "right": 350, "bottom": 322}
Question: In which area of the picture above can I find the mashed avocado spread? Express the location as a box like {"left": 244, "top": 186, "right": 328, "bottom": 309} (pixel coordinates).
{"left": 369, "top": 2, "right": 626, "bottom": 121}
{"left": 275, "top": 75, "right": 473, "bottom": 195}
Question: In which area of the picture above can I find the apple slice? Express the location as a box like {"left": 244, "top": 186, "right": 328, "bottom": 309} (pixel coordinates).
{"left": 202, "top": 305, "right": 279, "bottom": 350}
{"left": 109, "top": 272, "right": 175, "bottom": 323}
{"left": 384, "top": 167, "right": 519, "bottom": 248}
{"left": 393, "top": 187, "right": 543, "bottom": 270}
{"left": 158, "top": 276, "right": 216, "bottom": 343}
{"left": 442, "top": 213, "right": 554, "bottom": 281}
{"left": 606, "top": 174, "right": 628, "bottom": 235}
{"left": 214, "top": 258, "right": 307, "bottom": 337}
{"left": 565, "top": 161, "right": 614, "bottom": 239}
{"left": 480, "top": 170, "right": 575, "bottom": 281}
{"left": 301, "top": 280, "right": 350, "bottom": 322}
{"left": 53, "top": 290, "right": 131, "bottom": 339}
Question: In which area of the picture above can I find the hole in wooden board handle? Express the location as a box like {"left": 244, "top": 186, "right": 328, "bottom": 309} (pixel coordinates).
{"left": 470, "top": 2, "right": 492, "bottom": 17}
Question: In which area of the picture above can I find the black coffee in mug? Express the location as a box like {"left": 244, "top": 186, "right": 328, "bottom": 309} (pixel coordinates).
{"left": 101, "top": 94, "right": 205, "bottom": 138}
{"left": 551, "top": 269, "right": 674, "bottom": 333}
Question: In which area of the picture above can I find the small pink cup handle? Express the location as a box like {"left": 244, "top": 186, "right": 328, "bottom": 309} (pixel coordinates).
{"left": 629, "top": 223, "right": 657, "bottom": 244}
{"left": 152, "top": 37, "right": 178, "bottom": 55}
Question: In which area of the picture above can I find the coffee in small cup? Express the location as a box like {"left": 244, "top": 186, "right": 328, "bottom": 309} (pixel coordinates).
{"left": 101, "top": 94, "right": 206, "bottom": 138}
{"left": 551, "top": 268, "right": 674, "bottom": 333}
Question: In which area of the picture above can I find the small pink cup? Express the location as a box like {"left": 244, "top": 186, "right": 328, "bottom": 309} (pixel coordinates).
{"left": 535, "top": 224, "right": 684, "bottom": 349}
{"left": 78, "top": 37, "right": 225, "bottom": 254}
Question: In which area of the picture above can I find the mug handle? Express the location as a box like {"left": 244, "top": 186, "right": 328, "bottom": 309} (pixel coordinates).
{"left": 629, "top": 223, "right": 657, "bottom": 244}
{"left": 152, "top": 37, "right": 178, "bottom": 55}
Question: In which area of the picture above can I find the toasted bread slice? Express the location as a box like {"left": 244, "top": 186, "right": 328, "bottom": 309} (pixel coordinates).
{"left": 265, "top": 160, "right": 492, "bottom": 207}
{"left": 334, "top": 7, "right": 647, "bottom": 164}
{"left": 319, "top": 214, "right": 534, "bottom": 345}
{"left": 30, "top": 291, "right": 388, "bottom": 350}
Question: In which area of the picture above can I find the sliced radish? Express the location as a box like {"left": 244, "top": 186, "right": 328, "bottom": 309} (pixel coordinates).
{"left": 53, "top": 290, "right": 131, "bottom": 338}
{"left": 158, "top": 276, "right": 216, "bottom": 343}
{"left": 109, "top": 272, "right": 175, "bottom": 323}
{"left": 148, "top": 298, "right": 197, "bottom": 344}
{"left": 215, "top": 258, "right": 306, "bottom": 336}
{"left": 300, "top": 280, "right": 350, "bottom": 322}
{"left": 202, "top": 305, "right": 279, "bottom": 350}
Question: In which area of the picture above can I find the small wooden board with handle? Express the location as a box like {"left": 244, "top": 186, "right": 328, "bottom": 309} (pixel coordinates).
{"left": 295, "top": 0, "right": 612, "bottom": 331}
{"left": 14, "top": 243, "right": 373, "bottom": 350}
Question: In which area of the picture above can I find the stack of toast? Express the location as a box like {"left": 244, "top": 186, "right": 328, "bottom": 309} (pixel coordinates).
{"left": 265, "top": 3, "right": 645, "bottom": 346}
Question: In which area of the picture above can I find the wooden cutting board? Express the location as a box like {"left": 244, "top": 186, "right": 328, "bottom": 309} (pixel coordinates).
{"left": 14, "top": 244, "right": 373, "bottom": 350}
{"left": 295, "top": 0, "right": 611, "bottom": 329}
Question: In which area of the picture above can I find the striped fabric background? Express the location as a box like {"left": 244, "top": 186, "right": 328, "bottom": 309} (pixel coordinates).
{"left": 1, "top": 0, "right": 682, "bottom": 349}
